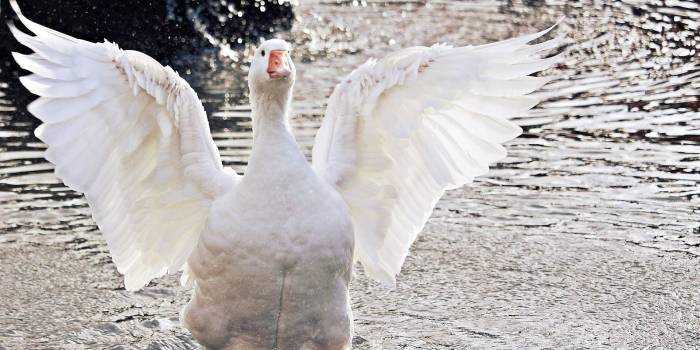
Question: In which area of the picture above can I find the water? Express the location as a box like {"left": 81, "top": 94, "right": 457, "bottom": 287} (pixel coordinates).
{"left": 1, "top": 0, "right": 699, "bottom": 349}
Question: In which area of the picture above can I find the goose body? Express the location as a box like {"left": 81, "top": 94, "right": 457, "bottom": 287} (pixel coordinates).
{"left": 186, "top": 172, "right": 353, "bottom": 349}
{"left": 8, "top": 1, "right": 562, "bottom": 347}
{"left": 184, "top": 99, "right": 354, "bottom": 348}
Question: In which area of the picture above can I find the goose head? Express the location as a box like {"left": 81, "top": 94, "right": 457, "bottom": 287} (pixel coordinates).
{"left": 248, "top": 39, "right": 295, "bottom": 101}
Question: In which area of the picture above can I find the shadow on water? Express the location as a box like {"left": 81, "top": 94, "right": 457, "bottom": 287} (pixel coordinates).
{"left": 0, "top": 0, "right": 699, "bottom": 349}
{"left": 0, "top": 0, "right": 294, "bottom": 66}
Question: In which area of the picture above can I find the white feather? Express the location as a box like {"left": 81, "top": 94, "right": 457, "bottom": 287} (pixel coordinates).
{"left": 9, "top": 4, "right": 239, "bottom": 291}
{"left": 312, "top": 20, "right": 562, "bottom": 286}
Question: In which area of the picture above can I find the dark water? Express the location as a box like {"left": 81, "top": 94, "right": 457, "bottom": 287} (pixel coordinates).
{"left": 1, "top": 1, "right": 699, "bottom": 349}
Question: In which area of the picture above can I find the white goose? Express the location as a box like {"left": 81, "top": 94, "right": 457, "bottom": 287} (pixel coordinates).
{"left": 9, "top": 2, "right": 561, "bottom": 348}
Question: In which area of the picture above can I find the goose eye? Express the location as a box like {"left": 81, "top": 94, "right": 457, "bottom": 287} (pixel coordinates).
{"left": 261, "top": 50, "right": 266, "bottom": 57}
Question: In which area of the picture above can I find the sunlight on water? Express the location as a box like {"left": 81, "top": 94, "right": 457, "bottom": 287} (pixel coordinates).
{"left": 0, "top": 0, "right": 699, "bottom": 348}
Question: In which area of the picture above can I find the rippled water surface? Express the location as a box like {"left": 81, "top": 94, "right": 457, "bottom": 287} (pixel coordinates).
{"left": 1, "top": 1, "right": 699, "bottom": 349}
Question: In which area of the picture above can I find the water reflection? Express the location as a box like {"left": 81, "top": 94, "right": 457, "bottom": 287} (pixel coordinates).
{"left": 0, "top": 0, "right": 699, "bottom": 349}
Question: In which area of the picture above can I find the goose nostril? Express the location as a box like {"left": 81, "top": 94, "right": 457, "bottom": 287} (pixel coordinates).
{"left": 267, "top": 50, "right": 290, "bottom": 77}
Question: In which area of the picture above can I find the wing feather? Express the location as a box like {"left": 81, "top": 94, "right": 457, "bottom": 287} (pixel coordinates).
{"left": 9, "top": 1, "right": 238, "bottom": 290}
{"left": 312, "top": 19, "right": 563, "bottom": 286}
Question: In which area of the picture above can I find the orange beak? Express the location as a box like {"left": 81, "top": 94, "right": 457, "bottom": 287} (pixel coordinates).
{"left": 267, "top": 50, "right": 291, "bottom": 79}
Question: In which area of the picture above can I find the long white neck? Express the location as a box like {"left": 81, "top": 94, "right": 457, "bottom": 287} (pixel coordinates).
{"left": 250, "top": 89, "right": 292, "bottom": 141}
{"left": 246, "top": 87, "right": 307, "bottom": 175}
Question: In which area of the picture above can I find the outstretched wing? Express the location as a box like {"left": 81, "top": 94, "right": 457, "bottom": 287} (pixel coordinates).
{"left": 312, "top": 20, "right": 562, "bottom": 286}
{"left": 9, "top": 1, "right": 238, "bottom": 290}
